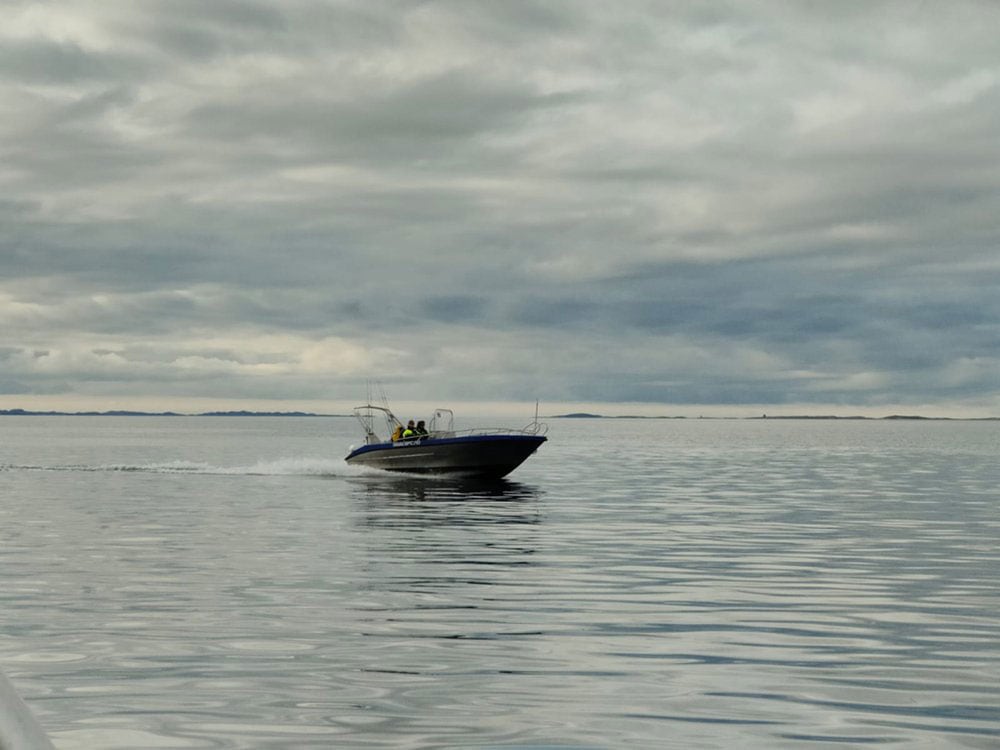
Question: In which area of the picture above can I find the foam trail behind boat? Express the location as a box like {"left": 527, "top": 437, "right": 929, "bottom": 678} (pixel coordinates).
{"left": 2, "top": 457, "right": 378, "bottom": 477}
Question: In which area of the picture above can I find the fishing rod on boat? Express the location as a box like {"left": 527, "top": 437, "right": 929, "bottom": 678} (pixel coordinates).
{"left": 523, "top": 400, "right": 548, "bottom": 435}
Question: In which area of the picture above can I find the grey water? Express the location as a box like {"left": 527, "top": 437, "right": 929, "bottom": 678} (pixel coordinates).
{"left": 2, "top": 415, "right": 999, "bottom": 749}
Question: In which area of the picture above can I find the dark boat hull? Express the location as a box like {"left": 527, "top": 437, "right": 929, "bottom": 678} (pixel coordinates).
{"left": 345, "top": 434, "right": 546, "bottom": 479}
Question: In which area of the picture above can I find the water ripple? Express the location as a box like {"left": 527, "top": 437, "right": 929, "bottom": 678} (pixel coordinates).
{"left": 2, "top": 418, "right": 999, "bottom": 747}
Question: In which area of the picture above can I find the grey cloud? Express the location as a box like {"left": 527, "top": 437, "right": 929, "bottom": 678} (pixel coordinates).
{"left": 132, "top": 0, "right": 398, "bottom": 57}
{"left": 418, "top": 295, "right": 487, "bottom": 322}
{"left": 0, "top": 38, "right": 136, "bottom": 84}
{"left": 186, "top": 68, "right": 575, "bottom": 163}
{"left": 1, "top": 229, "right": 209, "bottom": 289}
{"left": 115, "top": 0, "right": 289, "bottom": 59}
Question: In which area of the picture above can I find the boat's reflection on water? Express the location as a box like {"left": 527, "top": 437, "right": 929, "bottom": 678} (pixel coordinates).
{"left": 348, "top": 476, "right": 543, "bottom": 623}
{"left": 349, "top": 474, "right": 543, "bottom": 528}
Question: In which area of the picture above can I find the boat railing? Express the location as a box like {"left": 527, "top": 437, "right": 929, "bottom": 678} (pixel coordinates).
{"left": 383, "top": 425, "right": 547, "bottom": 446}
{"left": 426, "top": 423, "right": 548, "bottom": 440}
{"left": 354, "top": 402, "right": 548, "bottom": 445}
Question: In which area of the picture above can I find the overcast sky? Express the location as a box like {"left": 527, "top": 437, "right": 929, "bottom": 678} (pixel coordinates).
{"left": 2, "top": 0, "right": 999, "bottom": 416}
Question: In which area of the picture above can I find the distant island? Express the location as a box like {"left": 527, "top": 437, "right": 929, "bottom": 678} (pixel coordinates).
{"left": 0, "top": 409, "right": 344, "bottom": 417}
{"left": 552, "top": 413, "right": 690, "bottom": 419}
{"left": 549, "top": 413, "right": 1000, "bottom": 421}
{"left": 3, "top": 409, "right": 997, "bottom": 421}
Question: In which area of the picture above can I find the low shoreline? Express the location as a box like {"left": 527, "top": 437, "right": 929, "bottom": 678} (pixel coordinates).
{"left": 0, "top": 409, "right": 345, "bottom": 418}
{"left": 554, "top": 412, "right": 1000, "bottom": 421}
{"left": 2, "top": 409, "right": 997, "bottom": 421}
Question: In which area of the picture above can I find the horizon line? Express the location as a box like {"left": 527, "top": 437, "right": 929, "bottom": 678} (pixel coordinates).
{"left": 2, "top": 408, "right": 999, "bottom": 421}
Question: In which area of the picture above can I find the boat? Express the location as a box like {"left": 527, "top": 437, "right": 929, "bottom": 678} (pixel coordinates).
{"left": 344, "top": 403, "right": 547, "bottom": 479}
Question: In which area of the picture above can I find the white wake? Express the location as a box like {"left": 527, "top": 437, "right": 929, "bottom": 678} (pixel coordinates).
{"left": 1, "top": 457, "right": 383, "bottom": 477}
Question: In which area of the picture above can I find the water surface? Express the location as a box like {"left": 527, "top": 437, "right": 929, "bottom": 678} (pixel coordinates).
{"left": 2, "top": 416, "right": 999, "bottom": 748}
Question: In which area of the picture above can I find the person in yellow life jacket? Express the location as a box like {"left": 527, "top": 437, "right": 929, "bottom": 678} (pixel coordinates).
{"left": 402, "top": 420, "right": 416, "bottom": 438}
{"left": 391, "top": 423, "right": 404, "bottom": 441}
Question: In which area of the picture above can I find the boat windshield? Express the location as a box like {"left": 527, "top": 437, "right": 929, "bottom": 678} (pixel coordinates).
{"left": 352, "top": 405, "right": 401, "bottom": 445}
{"left": 430, "top": 408, "right": 454, "bottom": 434}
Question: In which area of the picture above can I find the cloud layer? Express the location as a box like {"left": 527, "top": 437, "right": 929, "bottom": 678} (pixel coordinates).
{"left": 2, "top": 1, "right": 999, "bottom": 413}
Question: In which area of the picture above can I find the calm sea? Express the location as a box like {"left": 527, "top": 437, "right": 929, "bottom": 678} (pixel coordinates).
{"left": 2, "top": 415, "right": 999, "bottom": 749}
